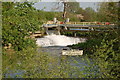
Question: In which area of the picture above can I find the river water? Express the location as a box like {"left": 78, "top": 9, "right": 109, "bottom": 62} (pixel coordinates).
{"left": 4, "top": 34, "right": 100, "bottom": 78}
{"left": 35, "top": 34, "right": 100, "bottom": 78}
{"left": 36, "top": 34, "right": 86, "bottom": 47}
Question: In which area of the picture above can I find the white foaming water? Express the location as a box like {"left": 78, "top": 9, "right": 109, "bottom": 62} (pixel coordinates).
{"left": 36, "top": 34, "right": 86, "bottom": 47}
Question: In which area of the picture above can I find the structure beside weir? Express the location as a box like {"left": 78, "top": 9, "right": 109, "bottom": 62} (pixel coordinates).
{"left": 62, "top": 49, "right": 83, "bottom": 56}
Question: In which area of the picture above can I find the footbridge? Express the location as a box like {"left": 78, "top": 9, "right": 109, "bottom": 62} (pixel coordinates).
{"left": 42, "top": 22, "right": 117, "bottom": 35}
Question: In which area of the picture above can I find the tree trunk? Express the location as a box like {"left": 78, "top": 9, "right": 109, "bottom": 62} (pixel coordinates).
{"left": 63, "top": 2, "right": 67, "bottom": 19}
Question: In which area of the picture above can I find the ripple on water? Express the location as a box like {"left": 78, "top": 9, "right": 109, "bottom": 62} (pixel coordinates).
{"left": 36, "top": 34, "right": 86, "bottom": 47}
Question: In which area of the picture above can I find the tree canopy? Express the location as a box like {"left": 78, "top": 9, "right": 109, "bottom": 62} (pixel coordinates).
{"left": 2, "top": 2, "right": 40, "bottom": 50}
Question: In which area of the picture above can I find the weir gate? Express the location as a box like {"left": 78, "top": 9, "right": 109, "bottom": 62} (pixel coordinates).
{"left": 42, "top": 22, "right": 117, "bottom": 35}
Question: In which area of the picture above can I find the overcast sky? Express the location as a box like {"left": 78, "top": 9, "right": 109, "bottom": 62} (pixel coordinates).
{"left": 33, "top": 2, "right": 99, "bottom": 12}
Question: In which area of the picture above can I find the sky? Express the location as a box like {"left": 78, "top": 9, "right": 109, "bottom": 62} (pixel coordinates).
{"left": 32, "top": 0, "right": 119, "bottom": 2}
{"left": 33, "top": 2, "right": 99, "bottom": 12}
{"left": 3, "top": 0, "right": 119, "bottom": 2}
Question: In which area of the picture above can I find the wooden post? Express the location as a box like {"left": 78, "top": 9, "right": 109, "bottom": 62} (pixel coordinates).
{"left": 74, "top": 32, "right": 76, "bottom": 37}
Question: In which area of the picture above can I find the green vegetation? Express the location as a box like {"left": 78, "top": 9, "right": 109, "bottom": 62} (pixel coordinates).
{"left": 2, "top": 2, "right": 84, "bottom": 51}
{"left": 68, "top": 2, "right": 120, "bottom": 78}
{"left": 2, "top": 1, "right": 120, "bottom": 78}
{"left": 3, "top": 46, "right": 99, "bottom": 78}
{"left": 2, "top": 2, "right": 38, "bottom": 50}
{"left": 68, "top": 31, "right": 120, "bottom": 78}
{"left": 66, "top": 2, "right": 80, "bottom": 13}
{"left": 2, "top": 2, "right": 94, "bottom": 78}
{"left": 67, "top": 2, "right": 120, "bottom": 78}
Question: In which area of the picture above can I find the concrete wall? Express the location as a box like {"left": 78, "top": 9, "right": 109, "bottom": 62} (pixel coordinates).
{"left": 62, "top": 50, "right": 83, "bottom": 56}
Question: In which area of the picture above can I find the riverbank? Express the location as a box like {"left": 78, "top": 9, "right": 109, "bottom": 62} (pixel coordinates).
{"left": 3, "top": 30, "right": 119, "bottom": 78}
{"left": 67, "top": 30, "right": 120, "bottom": 78}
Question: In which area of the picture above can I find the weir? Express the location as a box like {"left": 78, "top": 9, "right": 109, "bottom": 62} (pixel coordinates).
{"left": 36, "top": 34, "right": 86, "bottom": 56}
{"left": 38, "top": 20, "right": 117, "bottom": 56}
{"left": 36, "top": 34, "right": 86, "bottom": 47}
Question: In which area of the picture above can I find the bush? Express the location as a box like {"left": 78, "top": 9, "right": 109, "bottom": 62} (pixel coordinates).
{"left": 2, "top": 2, "right": 40, "bottom": 50}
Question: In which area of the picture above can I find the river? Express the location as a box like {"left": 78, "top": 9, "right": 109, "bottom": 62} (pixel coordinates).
{"left": 35, "top": 34, "right": 100, "bottom": 78}
{"left": 4, "top": 34, "right": 100, "bottom": 78}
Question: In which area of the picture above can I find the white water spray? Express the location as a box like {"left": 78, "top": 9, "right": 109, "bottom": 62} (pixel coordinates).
{"left": 36, "top": 34, "right": 86, "bottom": 47}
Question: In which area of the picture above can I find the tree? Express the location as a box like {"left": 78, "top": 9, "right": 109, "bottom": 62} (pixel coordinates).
{"left": 60, "top": 0, "right": 80, "bottom": 19}
{"left": 92, "top": 35, "right": 120, "bottom": 78}
{"left": 75, "top": 7, "right": 85, "bottom": 14}
{"left": 2, "top": 2, "right": 39, "bottom": 51}
{"left": 92, "top": 2, "right": 120, "bottom": 78}
{"left": 97, "top": 2, "right": 119, "bottom": 22}
{"left": 66, "top": 2, "right": 80, "bottom": 13}
{"left": 81, "top": 7, "right": 97, "bottom": 22}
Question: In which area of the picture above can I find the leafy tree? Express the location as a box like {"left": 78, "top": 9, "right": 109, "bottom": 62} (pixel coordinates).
{"left": 2, "top": 2, "right": 39, "bottom": 51}
{"left": 61, "top": 0, "right": 80, "bottom": 19}
{"left": 97, "top": 2, "right": 119, "bottom": 23}
{"left": 66, "top": 2, "right": 80, "bottom": 13}
{"left": 92, "top": 34, "right": 120, "bottom": 78}
{"left": 83, "top": 7, "right": 97, "bottom": 21}
{"left": 75, "top": 7, "right": 85, "bottom": 14}
{"left": 68, "top": 2, "right": 120, "bottom": 76}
